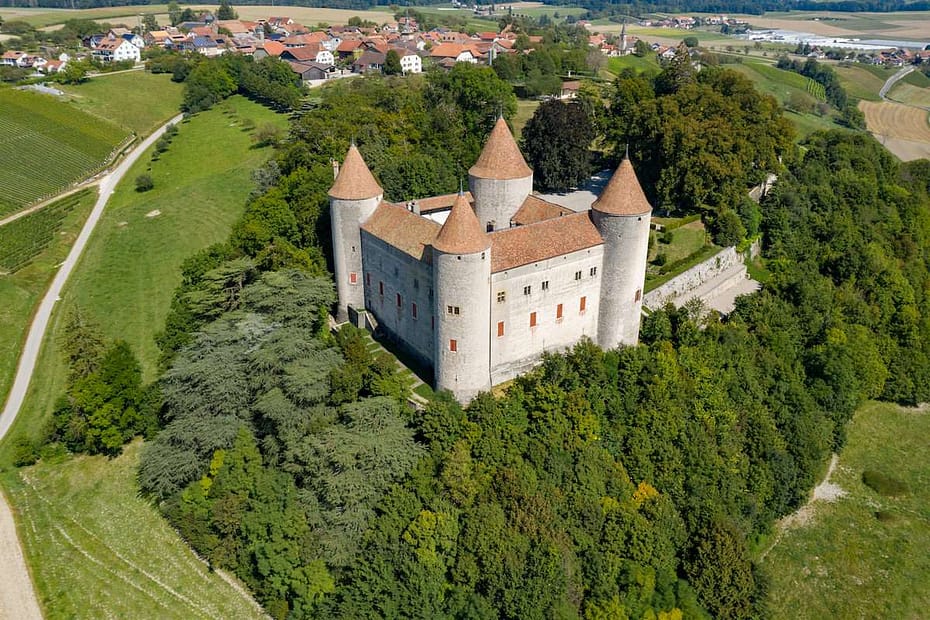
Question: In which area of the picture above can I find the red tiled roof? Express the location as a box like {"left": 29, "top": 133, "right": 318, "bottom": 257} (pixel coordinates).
{"left": 490, "top": 211, "right": 602, "bottom": 272}
{"left": 281, "top": 46, "right": 320, "bottom": 61}
{"left": 389, "top": 192, "right": 474, "bottom": 214}
{"left": 429, "top": 42, "right": 471, "bottom": 58}
{"left": 592, "top": 158, "right": 651, "bottom": 216}
{"left": 469, "top": 116, "right": 533, "bottom": 180}
{"left": 260, "top": 40, "right": 285, "bottom": 56}
{"left": 330, "top": 144, "right": 383, "bottom": 200}
{"left": 433, "top": 193, "right": 489, "bottom": 254}
{"left": 337, "top": 39, "right": 363, "bottom": 52}
{"left": 511, "top": 195, "right": 574, "bottom": 226}
{"left": 362, "top": 202, "right": 440, "bottom": 260}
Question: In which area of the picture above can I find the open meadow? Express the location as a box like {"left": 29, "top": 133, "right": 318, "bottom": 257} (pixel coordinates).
{"left": 0, "top": 190, "right": 95, "bottom": 413}
{"left": 835, "top": 63, "right": 894, "bottom": 102}
{"left": 762, "top": 401, "right": 930, "bottom": 618}
{"left": 59, "top": 72, "right": 184, "bottom": 136}
{"left": 0, "top": 94, "right": 287, "bottom": 617}
{"left": 859, "top": 100, "right": 930, "bottom": 161}
{"left": 0, "top": 89, "right": 127, "bottom": 217}
{"left": 1, "top": 441, "right": 266, "bottom": 620}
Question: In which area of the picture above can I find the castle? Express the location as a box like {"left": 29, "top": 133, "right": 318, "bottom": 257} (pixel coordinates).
{"left": 330, "top": 117, "right": 652, "bottom": 402}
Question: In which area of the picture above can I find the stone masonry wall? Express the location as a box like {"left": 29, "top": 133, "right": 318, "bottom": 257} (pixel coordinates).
{"left": 643, "top": 245, "right": 744, "bottom": 310}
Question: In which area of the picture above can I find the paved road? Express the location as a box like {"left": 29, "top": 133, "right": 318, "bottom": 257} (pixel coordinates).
{"left": 879, "top": 65, "right": 915, "bottom": 101}
{"left": 0, "top": 113, "right": 183, "bottom": 620}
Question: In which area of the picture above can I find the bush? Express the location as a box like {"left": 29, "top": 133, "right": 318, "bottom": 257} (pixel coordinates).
{"left": 862, "top": 470, "right": 908, "bottom": 496}
{"left": 653, "top": 252, "right": 668, "bottom": 266}
{"left": 11, "top": 437, "right": 40, "bottom": 467}
{"left": 252, "top": 123, "right": 283, "bottom": 147}
{"left": 661, "top": 230, "right": 674, "bottom": 244}
{"left": 135, "top": 174, "right": 154, "bottom": 192}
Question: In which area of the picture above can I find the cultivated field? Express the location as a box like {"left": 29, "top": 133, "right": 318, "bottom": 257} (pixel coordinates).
{"left": 1, "top": 442, "right": 266, "bottom": 620}
{"left": 0, "top": 190, "right": 95, "bottom": 412}
{"left": 0, "top": 90, "right": 127, "bottom": 217}
{"left": 859, "top": 100, "right": 930, "bottom": 161}
{"left": 60, "top": 72, "right": 184, "bottom": 136}
{"left": 835, "top": 63, "right": 893, "bottom": 102}
{"left": 762, "top": 401, "right": 930, "bottom": 618}
{"left": 713, "top": 11, "right": 930, "bottom": 42}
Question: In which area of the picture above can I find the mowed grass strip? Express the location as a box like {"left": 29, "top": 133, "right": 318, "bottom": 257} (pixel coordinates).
{"left": 0, "top": 89, "right": 126, "bottom": 216}
{"left": 59, "top": 71, "right": 185, "bottom": 136}
{"left": 0, "top": 190, "right": 96, "bottom": 411}
{"left": 836, "top": 63, "right": 894, "bottom": 102}
{"left": 2, "top": 441, "right": 267, "bottom": 620}
{"left": 762, "top": 401, "right": 930, "bottom": 619}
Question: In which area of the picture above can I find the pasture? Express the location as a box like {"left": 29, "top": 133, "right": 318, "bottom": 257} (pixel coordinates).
{"left": 59, "top": 71, "right": 184, "bottom": 136}
{"left": 1, "top": 441, "right": 266, "bottom": 620}
{"left": 0, "top": 89, "right": 127, "bottom": 218}
{"left": 887, "top": 70, "right": 930, "bottom": 108}
{"left": 762, "top": 401, "right": 930, "bottom": 618}
{"left": 835, "top": 63, "right": 893, "bottom": 102}
{"left": 859, "top": 100, "right": 930, "bottom": 161}
{"left": 0, "top": 190, "right": 95, "bottom": 412}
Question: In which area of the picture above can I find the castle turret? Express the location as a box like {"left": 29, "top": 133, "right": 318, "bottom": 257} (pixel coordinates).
{"left": 591, "top": 157, "right": 652, "bottom": 349}
{"left": 468, "top": 116, "right": 533, "bottom": 232}
{"left": 432, "top": 192, "right": 492, "bottom": 401}
{"left": 330, "top": 144, "right": 383, "bottom": 320}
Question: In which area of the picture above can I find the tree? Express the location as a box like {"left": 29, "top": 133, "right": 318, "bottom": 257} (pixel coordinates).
{"left": 521, "top": 100, "right": 594, "bottom": 192}
{"left": 683, "top": 36, "right": 699, "bottom": 48}
{"left": 56, "top": 61, "right": 88, "bottom": 85}
{"left": 135, "top": 174, "right": 154, "bottom": 192}
{"left": 383, "top": 50, "right": 402, "bottom": 75}
{"left": 633, "top": 39, "right": 651, "bottom": 57}
{"left": 217, "top": 0, "right": 237, "bottom": 20}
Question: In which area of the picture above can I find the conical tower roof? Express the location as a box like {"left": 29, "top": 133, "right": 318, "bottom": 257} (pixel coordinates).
{"left": 433, "top": 192, "right": 489, "bottom": 254}
{"left": 468, "top": 117, "right": 533, "bottom": 180}
{"left": 592, "top": 157, "right": 652, "bottom": 216}
{"left": 329, "top": 144, "right": 383, "bottom": 200}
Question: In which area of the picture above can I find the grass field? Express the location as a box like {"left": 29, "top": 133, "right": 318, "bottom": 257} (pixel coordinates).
{"left": 606, "top": 54, "right": 661, "bottom": 75}
{"left": 60, "top": 72, "right": 184, "bottom": 136}
{"left": 1, "top": 441, "right": 266, "bottom": 620}
{"left": 0, "top": 190, "right": 95, "bottom": 414}
{"left": 0, "top": 95, "right": 286, "bottom": 618}
{"left": 0, "top": 89, "right": 127, "bottom": 217}
{"left": 836, "top": 64, "right": 894, "bottom": 102}
{"left": 512, "top": 99, "right": 540, "bottom": 139}
{"left": 0, "top": 95, "right": 287, "bottom": 468}
{"left": 762, "top": 401, "right": 930, "bottom": 618}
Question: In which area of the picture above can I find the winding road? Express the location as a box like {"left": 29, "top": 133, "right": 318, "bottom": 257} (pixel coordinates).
{"left": 0, "top": 113, "right": 183, "bottom": 620}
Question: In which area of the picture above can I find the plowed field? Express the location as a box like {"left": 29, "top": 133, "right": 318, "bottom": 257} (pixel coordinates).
{"left": 859, "top": 100, "right": 930, "bottom": 161}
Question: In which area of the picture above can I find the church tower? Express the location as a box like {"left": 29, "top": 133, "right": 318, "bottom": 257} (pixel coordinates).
{"left": 432, "top": 191, "right": 492, "bottom": 402}
{"left": 620, "top": 20, "right": 628, "bottom": 54}
{"left": 592, "top": 156, "right": 652, "bottom": 349}
{"left": 468, "top": 116, "right": 533, "bottom": 232}
{"left": 329, "top": 144, "right": 383, "bottom": 320}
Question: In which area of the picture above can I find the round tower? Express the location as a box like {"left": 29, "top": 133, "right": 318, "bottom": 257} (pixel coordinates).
{"left": 432, "top": 192, "right": 492, "bottom": 402}
{"left": 591, "top": 157, "right": 652, "bottom": 349}
{"left": 329, "top": 144, "right": 383, "bottom": 321}
{"left": 468, "top": 116, "right": 533, "bottom": 232}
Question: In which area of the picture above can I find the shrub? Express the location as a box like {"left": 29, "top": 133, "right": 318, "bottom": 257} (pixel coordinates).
{"left": 653, "top": 252, "right": 668, "bottom": 266}
{"left": 11, "top": 437, "right": 40, "bottom": 467}
{"left": 862, "top": 470, "right": 908, "bottom": 496}
{"left": 135, "top": 174, "right": 154, "bottom": 192}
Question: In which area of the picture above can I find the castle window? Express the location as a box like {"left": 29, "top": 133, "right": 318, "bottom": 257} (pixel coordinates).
{"left": 556, "top": 303, "right": 563, "bottom": 322}
{"left": 397, "top": 293, "right": 402, "bottom": 308}
{"left": 523, "top": 285, "right": 531, "bottom": 296}
{"left": 590, "top": 267, "right": 597, "bottom": 277}
{"left": 449, "top": 339, "right": 457, "bottom": 352}
{"left": 365, "top": 273, "right": 371, "bottom": 286}
{"left": 486, "top": 221, "right": 494, "bottom": 232}
{"left": 431, "top": 316, "right": 435, "bottom": 331}
{"left": 542, "top": 280, "right": 549, "bottom": 291}
{"left": 574, "top": 271, "right": 582, "bottom": 281}
{"left": 352, "top": 245, "right": 356, "bottom": 253}
{"left": 412, "top": 303, "right": 418, "bottom": 319}
{"left": 349, "top": 272, "right": 358, "bottom": 285}
{"left": 497, "top": 321, "right": 505, "bottom": 337}
{"left": 580, "top": 296, "right": 587, "bottom": 313}
{"left": 429, "top": 287, "right": 433, "bottom": 299}
{"left": 497, "top": 291, "right": 506, "bottom": 303}
{"left": 414, "top": 278, "right": 419, "bottom": 290}
{"left": 394, "top": 266, "right": 399, "bottom": 277}
{"left": 635, "top": 289, "right": 642, "bottom": 302}
{"left": 379, "top": 281, "right": 384, "bottom": 296}
{"left": 447, "top": 305, "right": 460, "bottom": 315}
{"left": 530, "top": 312, "right": 537, "bottom": 328}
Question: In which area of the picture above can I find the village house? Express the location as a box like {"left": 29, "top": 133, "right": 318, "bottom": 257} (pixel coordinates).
{"left": 93, "top": 36, "right": 141, "bottom": 63}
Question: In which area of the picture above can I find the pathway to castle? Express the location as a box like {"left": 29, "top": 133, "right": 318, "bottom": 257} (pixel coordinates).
{"left": 0, "top": 114, "right": 183, "bottom": 620}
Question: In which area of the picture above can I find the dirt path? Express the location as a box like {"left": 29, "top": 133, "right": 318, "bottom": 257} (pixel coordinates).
{"left": 0, "top": 114, "right": 183, "bottom": 620}
{"left": 760, "top": 453, "right": 844, "bottom": 560}
{"left": 0, "top": 490, "right": 42, "bottom": 620}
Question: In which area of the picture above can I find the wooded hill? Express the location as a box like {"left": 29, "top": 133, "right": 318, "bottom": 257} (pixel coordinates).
{"left": 37, "top": 57, "right": 930, "bottom": 618}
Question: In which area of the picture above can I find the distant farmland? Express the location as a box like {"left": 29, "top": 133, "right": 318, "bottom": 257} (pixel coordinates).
{"left": 0, "top": 89, "right": 127, "bottom": 217}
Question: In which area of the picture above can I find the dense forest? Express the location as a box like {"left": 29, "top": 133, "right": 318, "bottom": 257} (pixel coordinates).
{"left": 28, "top": 50, "right": 930, "bottom": 617}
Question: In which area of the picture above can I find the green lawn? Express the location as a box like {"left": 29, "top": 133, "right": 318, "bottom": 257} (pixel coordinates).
{"left": 0, "top": 95, "right": 286, "bottom": 617}
{"left": 836, "top": 63, "right": 892, "bottom": 102}
{"left": 606, "top": 54, "right": 661, "bottom": 76}
{"left": 0, "top": 190, "right": 95, "bottom": 412}
{"left": 60, "top": 71, "right": 184, "bottom": 136}
{"left": 512, "top": 99, "right": 540, "bottom": 139}
{"left": 762, "top": 401, "right": 930, "bottom": 618}
{"left": 0, "top": 94, "right": 286, "bottom": 458}
{"left": 1, "top": 441, "right": 266, "bottom": 620}
{"left": 0, "top": 88, "right": 127, "bottom": 216}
